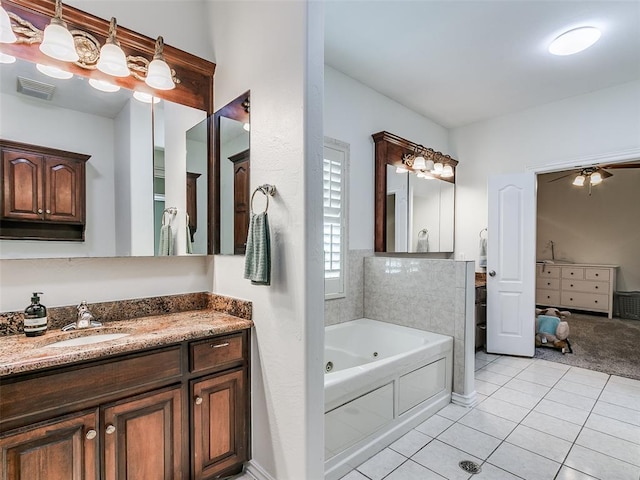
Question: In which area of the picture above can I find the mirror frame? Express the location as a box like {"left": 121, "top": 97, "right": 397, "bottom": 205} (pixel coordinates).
{"left": 213, "top": 91, "right": 250, "bottom": 254}
{"left": 2, "top": 0, "right": 217, "bottom": 255}
{"left": 372, "top": 131, "right": 458, "bottom": 253}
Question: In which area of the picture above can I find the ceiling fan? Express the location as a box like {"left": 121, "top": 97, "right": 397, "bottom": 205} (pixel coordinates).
{"left": 547, "top": 162, "right": 640, "bottom": 195}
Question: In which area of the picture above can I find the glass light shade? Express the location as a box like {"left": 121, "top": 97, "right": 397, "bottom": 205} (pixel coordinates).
{"left": 572, "top": 174, "right": 585, "bottom": 186}
{"left": 419, "top": 171, "right": 435, "bottom": 180}
{"left": 39, "top": 21, "right": 79, "bottom": 62}
{"left": 36, "top": 63, "right": 72, "bottom": 79}
{"left": 97, "top": 43, "right": 129, "bottom": 77}
{"left": 396, "top": 165, "right": 408, "bottom": 173}
{"left": 0, "top": 5, "right": 17, "bottom": 43}
{"left": 0, "top": 51, "right": 15, "bottom": 63}
{"left": 243, "top": 122, "right": 250, "bottom": 132}
{"left": 424, "top": 159, "right": 434, "bottom": 171}
{"left": 145, "top": 58, "right": 174, "bottom": 90}
{"left": 433, "top": 162, "right": 444, "bottom": 174}
{"left": 549, "top": 27, "right": 601, "bottom": 56}
{"left": 89, "top": 78, "right": 120, "bottom": 92}
{"left": 133, "top": 91, "right": 160, "bottom": 104}
{"left": 441, "top": 164, "right": 454, "bottom": 178}
{"left": 590, "top": 171, "right": 602, "bottom": 185}
{"left": 413, "top": 155, "right": 426, "bottom": 170}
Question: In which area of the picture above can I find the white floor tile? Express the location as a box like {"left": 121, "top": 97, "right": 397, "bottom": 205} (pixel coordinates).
{"left": 476, "top": 351, "right": 500, "bottom": 362}
{"left": 437, "top": 403, "right": 471, "bottom": 421}
{"left": 437, "top": 422, "right": 502, "bottom": 460}
{"left": 414, "top": 414, "right": 454, "bottom": 438}
{"left": 493, "top": 356, "right": 534, "bottom": 369}
{"left": 383, "top": 459, "right": 446, "bottom": 480}
{"left": 482, "top": 362, "right": 522, "bottom": 377}
{"left": 491, "top": 386, "right": 544, "bottom": 409}
{"left": 472, "top": 462, "right": 522, "bottom": 479}
{"left": 411, "top": 440, "right": 481, "bottom": 480}
{"left": 566, "top": 366, "right": 610, "bottom": 380}
{"left": 339, "top": 470, "right": 370, "bottom": 480}
{"left": 555, "top": 465, "right": 598, "bottom": 480}
{"left": 533, "top": 359, "right": 571, "bottom": 371}
{"left": 562, "top": 370, "right": 609, "bottom": 389}
{"left": 564, "top": 444, "right": 640, "bottom": 480}
{"left": 585, "top": 413, "right": 640, "bottom": 445}
{"left": 389, "top": 429, "right": 432, "bottom": 458}
{"left": 604, "top": 379, "right": 640, "bottom": 398}
{"left": 534, "top": 399, "right": 590, "bottom": 426}
{"left": 474, "top": 379, "right": 501, "bottom": 396}
{"left": 475, "top": 359, "right": 490, "bottom": 371}
{"left": 475, "top": 392, "right": 488, "bottom": 403}
{"left": 599, "top": 390, "right": 640, "bottom": 412}
{"left": 592, "top": 400, "right": 640, "bottom": 427}
{"left": 487, "top": 442, "right": 561, "bottom": 480}
{"left": 505, "top": 424, "right": 572, "bottom": 463}
{"left": 475, "top": 397, "right": 530, "bottom": 423}
{"left": 609, "top": 375, "right": 640, "bottom": 388}
{"left": 356, "top": 448, "right": 405, "bottom": 480}
{"left": 525, "top": 363, "right": 567, "bottom": 378}
{"left": 475, "top": 369, "right": 512, "bottom": 386}
{"left": 503, "top": 377, "right": 551, "bottom": 397}
{"left": 515, "top": 369, "right": 562, "bottom": 387}
{"left": 553, "top": 379, "right": 603, "bottom": 399}
{"left": 576, "top": 427, "right": 640, "bottom": 467}
{"left": 521, "top": 410, "right": 583, "bottom": 443}
{"left": 545, "top": 388, "right": 597, "bottom": 412}
{"left": 458, "top": 409, "right": 517, "bottom": 440}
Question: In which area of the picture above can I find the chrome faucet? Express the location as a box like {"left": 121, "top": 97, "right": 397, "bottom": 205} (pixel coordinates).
{"left": 61, "top": 301, "right": 102, "bottom": 331}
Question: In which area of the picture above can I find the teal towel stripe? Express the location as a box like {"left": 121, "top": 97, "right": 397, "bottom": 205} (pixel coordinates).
{"left": 244, "top": 212, "right": 271, "bottom": 285}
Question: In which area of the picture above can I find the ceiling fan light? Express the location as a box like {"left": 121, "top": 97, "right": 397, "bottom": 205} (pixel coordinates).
{"left": 549, "top": 26, "right": 601, "bottom": 56}
{"left": 590, "top": 171, "right": 602, "bottom": 185}
{"left": 413, "top": 155, "right": 426, "bottom": 171}
{"left": 0, "top": 4, "right": 17, "bottom": 44}
{"left": 572, "top": 174, "right": 585, "bottom": 186}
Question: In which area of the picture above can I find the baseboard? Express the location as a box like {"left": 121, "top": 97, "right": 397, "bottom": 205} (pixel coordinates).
{"left": 451, "top": 390, "right": 478, "bottom": 408}
{"left": 245, "top": 461, "right": 276, "bottom": 480}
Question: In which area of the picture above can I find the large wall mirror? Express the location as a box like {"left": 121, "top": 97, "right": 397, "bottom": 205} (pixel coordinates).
{"left": 0, "top": 0, "right": 214, "bottom": 259}
{"left": 373, "top": 131, "right": 457, "bottom": 253}
{"left": 214, "top": 92, "right": 250, "bottom": 255}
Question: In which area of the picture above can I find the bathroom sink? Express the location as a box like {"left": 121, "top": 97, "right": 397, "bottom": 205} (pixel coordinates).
{"left": 45, "top": 333, "right": 130, "bottom": 348}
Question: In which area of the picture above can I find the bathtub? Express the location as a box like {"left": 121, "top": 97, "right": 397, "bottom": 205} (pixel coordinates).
{"left": 324, "top": 319, "right": 453, "bottom": 480}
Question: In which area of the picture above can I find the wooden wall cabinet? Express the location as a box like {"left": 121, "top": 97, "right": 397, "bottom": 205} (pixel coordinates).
{"left": 1, "top": 140, "right": 90, "bottom": 241}
{"left": 0, "top": 330, "right": 250, "bottom": 480}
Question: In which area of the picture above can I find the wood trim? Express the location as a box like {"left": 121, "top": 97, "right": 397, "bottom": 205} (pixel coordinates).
{"left": 2, "top": 0, "right": 215, "bottom": 114}
{"left": 0, "top": 140, "right": 91, "bottom": 163}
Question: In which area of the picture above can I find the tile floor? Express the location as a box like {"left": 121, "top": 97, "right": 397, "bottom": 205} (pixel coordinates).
{"left": 338, "top": 351, "right": 640, "bottom": 480}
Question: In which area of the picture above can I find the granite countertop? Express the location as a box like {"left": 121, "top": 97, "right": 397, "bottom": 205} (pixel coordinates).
{"left": 0, "top": 309, "right": 253, "bottom": 377}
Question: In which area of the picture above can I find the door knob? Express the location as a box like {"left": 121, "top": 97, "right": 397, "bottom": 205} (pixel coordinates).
{"left": 85, "top": 429, "right": 97, "bottom": 440}
{"left": 489, "top": 270, "right": 496, "bottom": 277}
{"left": 105, "top": 424, "right": 116, "bottom": 435}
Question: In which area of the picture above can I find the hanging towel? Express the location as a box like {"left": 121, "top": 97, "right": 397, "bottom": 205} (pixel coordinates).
{"left": 479, "top": 236, "right": 487, "bottom": 268}
{"left": 158, "top": 224, "right": 173, "bottom": 255}
{"left": 185, "top": 213, "right": 193, "bottom": 254}
{"left": 244, "top": 211, "right": 271, "bottom": 285}
{"left": 417, "top": 229, "right": 429, "bottom": 252}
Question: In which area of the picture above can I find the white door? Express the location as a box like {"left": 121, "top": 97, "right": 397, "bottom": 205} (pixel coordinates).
{"left": 486, "top": 173, "right": 536, "bottom": 356}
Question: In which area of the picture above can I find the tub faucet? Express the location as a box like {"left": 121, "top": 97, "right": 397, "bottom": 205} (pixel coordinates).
{"left": 61, "top": 301, "right": 102, "bottom": 331}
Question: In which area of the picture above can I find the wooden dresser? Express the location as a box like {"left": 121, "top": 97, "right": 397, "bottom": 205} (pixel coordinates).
{"left": 536, "top": 263, "right": 618, "bottom": 318}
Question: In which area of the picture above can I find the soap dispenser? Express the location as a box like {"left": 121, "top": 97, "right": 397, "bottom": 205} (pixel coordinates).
{"left": 24, "top": 292, "right": 47, "bottom": 337}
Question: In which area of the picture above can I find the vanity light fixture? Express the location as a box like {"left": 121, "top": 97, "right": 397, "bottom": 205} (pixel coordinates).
{"left": 133, "top": 90, "right": 160, "bottom": 104}
{"left": 401, "top": 146, "right": 455, "bottom": 180}
{"left": 549, "top": 26, "right": 601, "bottom": 56}
{"left": 39, "top": 0, "right": 79, "bottom": 62}
{"left": 89, "top": 78, "right": 120, "bottom": 92}
{"left": 0, "top": 2, "right": 17, "bottom": 43}
{"left": 0, "top": 51, "right": 15, "bottom": 63}
{"left": 433, "top": 162, "right": 444, "bottom": 175}
{"left": 96, "top": 18, "right": 129, "bottom": 77}
{"left": 396, "top": 165, "right": 408, "bottom": 173}
{"left": 243, "top": 122, "right": 250, "bottom": 132}
{"left": 441, "top": 164, "right": 454, "bottom": 178}
{"left": 145, "top": 36, "right": 174, "bottom": 90}
{"left": 36, "top": 63, "right": 73, "bottom": 79}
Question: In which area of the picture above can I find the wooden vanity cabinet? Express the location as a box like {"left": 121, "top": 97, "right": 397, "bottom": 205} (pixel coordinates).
{"left": 0, "top": 329, "right": 250, "bottom": 480}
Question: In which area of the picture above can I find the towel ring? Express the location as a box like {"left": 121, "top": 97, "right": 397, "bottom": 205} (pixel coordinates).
{"left": 250, "top": 184, "right": 277, "bottom": 214}
{"left": 479, "top": 227, "right": 487, "bottom": 239}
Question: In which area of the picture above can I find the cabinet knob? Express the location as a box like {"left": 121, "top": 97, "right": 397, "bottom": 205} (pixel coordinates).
{"left": 595, "top": 300, "right": 598, "bottom": 304}
{"left": 570, "top": 298, "right": 573, "bottom": 301}
{"left": 45, "top": 209, "right": 51, "bottom": 214}
{"left": 85, "top": 429, "right": 97, "bottom": 440}
{"left": 595, "top": 286, "right": 599, "bottom": 289}
{"left": 570, "top": 272, "right": 574, "bottom": 275}
{"left": 105, "top": 424, "right": 116, "bottom": 435}
{"left": 195, "top": 396, "right": 203, "bottom": 405}
{"left": 547, "top": 282, "right": 551, "bottom": 286}
{"left": 595, "top": 273, "right": 599, "bottom": 277}
{"left": 570, "top": 284, "right": 574, "bottom": 287}
{"left": 37, "top": 209, "right": 43, "bottom": 214}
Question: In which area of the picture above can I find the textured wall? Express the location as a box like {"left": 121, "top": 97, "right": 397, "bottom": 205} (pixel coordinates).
{"left": 324, "top": 250, "right": 372, "bottom": 326}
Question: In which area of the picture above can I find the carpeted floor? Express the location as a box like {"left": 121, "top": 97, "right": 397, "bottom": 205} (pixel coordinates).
{"left": 534, "top": 312, "right": 640, "bottom": 380}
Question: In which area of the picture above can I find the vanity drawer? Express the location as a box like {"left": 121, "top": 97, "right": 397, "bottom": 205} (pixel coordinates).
{"left": 585, "top": 268, "right": 610, "bottom": 281}
{"left": 537, "top": 266, "right": 560, "bottom": 278}
{"left": 561, "top": 292, "right": 609, "bottom": 311}
{"left": 190, "top": 332, "right": 245, "bottom": 374}
{"left": 561, "top": 267, "right": 585, "bottom": 280}
{"left": 537, "top": 278, "right": 560, "bottom": 290}
{"left": 562, "top": 279, "right": 609, "bottom": 294}
{"left": 536, "top": 289, "right": 560, "bottom": 306}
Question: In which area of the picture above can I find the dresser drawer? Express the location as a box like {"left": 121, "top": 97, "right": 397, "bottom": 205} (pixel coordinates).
{"left": 190, "top": 332, "right": 245, "bottom": 374}
{"left": 537, "top": 278, "right": 560, "bottom": 290}
{"left": 536, "top": 289, "right": 560, "bottom": 306}
{"left": 561, "top": 292, "right": 609, "bottom": 311}
{"left": 561, "top": 267, "right": 585, "bottom": 280}
{"left": 585, "top": 268, "right": 610, "bottom": 281}
{"left": 537, "top": 265, "right": 560, "bottom": 278}
{"left": 562, "top": 279, "right": 609, "bottom": 294}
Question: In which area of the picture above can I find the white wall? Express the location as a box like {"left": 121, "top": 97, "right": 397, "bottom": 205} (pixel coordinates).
{"left": 450, "top": 80, "right": 640, "bottom": 271}
{"left": 207, "top": 2, "right": 325, "bottom": 479}
{"left": 324, "top": 66, "right": 450, "bottom": 250}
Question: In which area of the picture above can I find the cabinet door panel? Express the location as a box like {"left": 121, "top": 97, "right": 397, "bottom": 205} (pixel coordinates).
{"left": 0, "top": 410, "right": 99, "bottom": 480}
{"left": 44, "top": 157, "right": 84, "bottom": 223}
{"left": 2, "top": 150, "right": 43, "bottom": 220}
{"left": 103, "top": 386, "right": 182, "bottom": 480}
{"left": 192, "top": 368, "right": 247, "bottom": 480}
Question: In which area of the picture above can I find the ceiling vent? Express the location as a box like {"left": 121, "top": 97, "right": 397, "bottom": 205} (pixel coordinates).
{"left": 16, "top": 76, "right": 56, "bottom": 101}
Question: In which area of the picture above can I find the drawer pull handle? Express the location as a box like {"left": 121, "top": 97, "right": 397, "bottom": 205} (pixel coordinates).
{"left": 570, "top": 272, "right": 574, "bottom": 275}
{"left": 195, "top": 396, "right": 203, "bottom": 405}
{"left": 570, "top": 298, "right": 573, "bottom": 301}
{"left": 211, "top": 342, "right": 230, "bottom": 349}
{"left": 547, "top": 282, "right": 551, "bottom": 286}
{"left": 570, "top": 284, "right": 574, "bottom": 287}
{"left": 85, "top": 429, "right": 97, "bottom": 440}
{"left": 595, "top": 286, "right": 598, "bottom": 289}
{"left": 105, "top": 424, "right": 116, "bottom": 435}
{"left": 595, "top": 273, "right": 599, "bottom": 276}
{"left": 595, "top": 300, "right": 598, "bottom": 303}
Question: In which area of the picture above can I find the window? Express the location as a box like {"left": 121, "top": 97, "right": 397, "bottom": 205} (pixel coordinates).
{"left": 323, "top": 138, "right": 348, "bottom": 299}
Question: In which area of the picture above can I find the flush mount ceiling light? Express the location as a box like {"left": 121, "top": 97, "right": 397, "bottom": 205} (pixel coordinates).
{"left": 96, "top": 18, "right": 129, "bottom": 77}
{"left": 549, "top": 26, "right": 601, "bottom": 56}
{"left": 145, "top": 36, "right": 174, "bottom": 90}
{"left": 36, "top": 63, "right": 73, "bottom": 79}
{"left": 0, "top": 2, "right": 17, "bottom": 43}
{"left": 39, "top": 0, "right": 79, "bottom": 62}
{"left": 89, "top": 78, "right": 120, "bottom": 92}
{"left": 133, "top": 90, "right": 160, "bottom": 104}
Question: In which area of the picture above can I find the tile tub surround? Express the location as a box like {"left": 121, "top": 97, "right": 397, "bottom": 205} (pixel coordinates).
{"left": 0, "top": 292, "right": 252, "bottom": 336}
{"left": 325, "top": 249, "right": 372, "bottom": 326}
{"left": 364, "top": 257, "right": 476, "bottom": 401}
